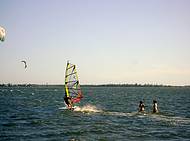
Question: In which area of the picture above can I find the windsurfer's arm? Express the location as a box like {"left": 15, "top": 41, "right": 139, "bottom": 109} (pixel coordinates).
{"left": 68, "top": 98, "right": 73, "bottom": 107}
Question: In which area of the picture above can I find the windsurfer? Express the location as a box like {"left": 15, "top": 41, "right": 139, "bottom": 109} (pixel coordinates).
{"left": 64, "top": 61, "right": 83, "bottom": 111}
{"left": 64, "top": 96, "right": 73, "bottom": 110}
{"left": 139, "top": 101, "right": 145, "bottom": 112}
{"left": 152, "top": 100, "right": 159, "bottom": 113}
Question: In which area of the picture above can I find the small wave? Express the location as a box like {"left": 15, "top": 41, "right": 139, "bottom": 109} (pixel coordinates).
{"left": 74, "top": 104, "right": 102, "bottom": 113}
{"left": 150, "top": 114, "right": 190, "bottom": 125}
{"left": 104, "top": 111, "right": 129, "bottom": 117}
{"left": 2, "top": 122, "right": 16, "bottom": 127}
{"left": 103, "top": 111, "right": 147, "bottom": 117}
{"left": 108, "top": 111, "right": 190, "bottom": 125}
{"left": 59, "top": 107, "right": 68, "bottom": 110}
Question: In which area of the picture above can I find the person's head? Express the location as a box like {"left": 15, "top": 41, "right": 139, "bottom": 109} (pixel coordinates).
{"left": 153, "top": 100, "right": 157, "bottom": 103}
{"left": 140, "top": 101, "right": 143, "bottom": 104}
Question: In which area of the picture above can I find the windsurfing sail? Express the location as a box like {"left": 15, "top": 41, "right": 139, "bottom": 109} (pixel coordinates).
{"left": 64, "top": 61, "right": 83, "bottom": 106}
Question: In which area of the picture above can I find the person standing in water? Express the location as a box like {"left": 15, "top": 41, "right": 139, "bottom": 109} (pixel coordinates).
{"left": 138, "top": 101, "right": 145, "bottom": 112}
{"left": 152, "top": 100, "right": 159, "bottom": 113}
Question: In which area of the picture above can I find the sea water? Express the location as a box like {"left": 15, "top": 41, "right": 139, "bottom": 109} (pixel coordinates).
{"left": 0, "top": 86, "right": 190, "bottom": 140}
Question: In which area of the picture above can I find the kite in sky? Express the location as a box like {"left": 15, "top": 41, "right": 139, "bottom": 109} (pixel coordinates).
{"left": 0, "top": 26, "right": 6, "bottom": 42}
{"left": 21, "top": 60, "right": 27, "bottom": 69}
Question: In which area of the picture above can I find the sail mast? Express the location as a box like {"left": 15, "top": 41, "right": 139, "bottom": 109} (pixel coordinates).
{"left": 65, "top": 61, "right": 70, "bottom": 97}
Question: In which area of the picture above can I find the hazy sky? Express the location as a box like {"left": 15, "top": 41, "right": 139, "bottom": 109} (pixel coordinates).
{"left": 0, "top": 0, "right": 190, "bottom": 85}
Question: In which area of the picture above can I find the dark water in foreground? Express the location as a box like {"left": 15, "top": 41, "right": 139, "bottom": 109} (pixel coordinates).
{"left": 0, "top": 86, "right": 190, "bottom": 141}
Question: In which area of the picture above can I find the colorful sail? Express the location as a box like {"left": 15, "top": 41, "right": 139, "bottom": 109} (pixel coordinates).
{"left": 64, "top": 61, "right": 83, "bottom": 104}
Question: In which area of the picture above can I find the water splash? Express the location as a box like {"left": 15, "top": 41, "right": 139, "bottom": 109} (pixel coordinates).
{"left": 74, "top": 104, "right": 102, "bottom": 113}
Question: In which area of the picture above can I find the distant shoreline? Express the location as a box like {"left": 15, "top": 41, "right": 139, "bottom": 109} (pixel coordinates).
{"left": 0, "top": 83, "right": 189, "bottom": 87}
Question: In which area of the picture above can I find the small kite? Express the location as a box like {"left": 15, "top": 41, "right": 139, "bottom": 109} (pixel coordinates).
{"left": 21, "top": 60, "right": 27, "bottom": 69}
{"left": 0, "top": 26, "right": 6, "bottom": 42}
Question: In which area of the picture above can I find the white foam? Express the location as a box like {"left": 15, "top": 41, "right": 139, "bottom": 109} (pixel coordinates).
{"left": 74, "top": 104, "right": 102, "bottom": 113}
{"left": 59, "top": 106, "right": 68, "bottom": 110}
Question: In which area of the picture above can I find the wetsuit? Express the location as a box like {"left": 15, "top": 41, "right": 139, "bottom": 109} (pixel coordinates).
{"left": 153, "top": 101, "right": 158, "bottom": 113}
{"left": 139, "top": 102, "right": 145, "bottom": 112}
{"left": 64, "top": 96, "right": 71, "bottom": 106}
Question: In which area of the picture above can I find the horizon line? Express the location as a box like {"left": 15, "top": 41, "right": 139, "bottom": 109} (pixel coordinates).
{"left": 0, "top": 83, "right": 190, "bottom": 87}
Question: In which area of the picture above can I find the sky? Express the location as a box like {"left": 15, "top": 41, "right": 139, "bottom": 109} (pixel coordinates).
{"left": 0, "top": 0, "right": 190, "bottom": 86}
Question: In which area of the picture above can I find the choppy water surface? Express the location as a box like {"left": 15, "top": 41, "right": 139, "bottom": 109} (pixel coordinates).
{"left": 0, "top": 86, "right": 190, "bottom": 140}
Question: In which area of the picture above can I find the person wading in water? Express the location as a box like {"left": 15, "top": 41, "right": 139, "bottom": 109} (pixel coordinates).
{"left": 138, "top": 101, "right": 145, "bottom": 112}
{"left": 152, "top": 100, "right": 159, "bottom": 113}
